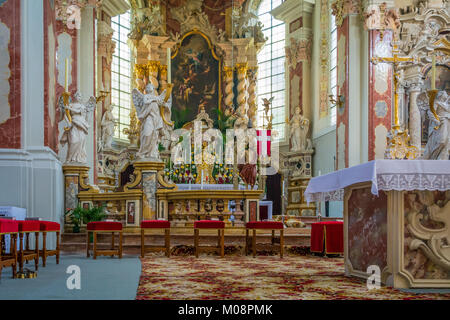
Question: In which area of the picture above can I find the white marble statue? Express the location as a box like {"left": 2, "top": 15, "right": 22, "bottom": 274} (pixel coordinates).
{"left": 289, "top": 107, "right": 310, "bottom": 152}
{"left": 100, "top": 103, "right": 116, "bottom": 150}
{"left": 132, "top": 83, "right": 171, "bottom": 160}
{"left": 59, "top": 91, "right": 96, "bottom": 164}
{"left": 422, "top": 90, "right": 450, "bottom": 160}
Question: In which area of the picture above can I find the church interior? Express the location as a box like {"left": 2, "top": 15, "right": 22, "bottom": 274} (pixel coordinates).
{"left": 0, "top": 0, "right": 449, "bottom": 301}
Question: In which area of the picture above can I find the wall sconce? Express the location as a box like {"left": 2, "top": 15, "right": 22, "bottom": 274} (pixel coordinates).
{"left": 329, "top": 94, "right": 345, "bottom": 110}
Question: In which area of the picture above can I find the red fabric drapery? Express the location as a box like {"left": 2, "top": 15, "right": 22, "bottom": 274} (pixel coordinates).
{"left": 310, "top": 221, "right": 343, "bottom": 254}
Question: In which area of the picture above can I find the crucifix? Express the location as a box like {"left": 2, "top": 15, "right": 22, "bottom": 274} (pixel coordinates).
{"left": 371, "top": 35, "right": 418, "bottom": 159}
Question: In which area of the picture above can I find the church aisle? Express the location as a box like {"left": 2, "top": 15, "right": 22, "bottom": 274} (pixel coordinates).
{"left": 0, "top": 254, "right": 141, "bottom": 300}
{"left": 137, "top": 254, "right": 450, "bottom": 300}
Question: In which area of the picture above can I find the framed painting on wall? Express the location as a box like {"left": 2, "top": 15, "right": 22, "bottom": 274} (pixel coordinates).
{"left": 171, "top": 30, "right": 221, "bottom": 128}
{"left": 126, "top": 200, "right": 140, "bottom": 227}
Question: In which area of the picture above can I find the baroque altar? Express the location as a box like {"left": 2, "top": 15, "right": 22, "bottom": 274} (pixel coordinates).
{"left": 305, "top": 160, "right": 450, "bottom": 289}
{"left": 63, "top": 0, "right": 274, "bottom": 231}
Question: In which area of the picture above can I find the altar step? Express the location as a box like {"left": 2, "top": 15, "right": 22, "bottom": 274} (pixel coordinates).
{"left": 60, "top": 227, "right": 312, "bottom": 254}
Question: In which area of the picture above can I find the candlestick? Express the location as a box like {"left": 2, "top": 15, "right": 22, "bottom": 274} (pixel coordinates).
{"left": 167, "top": 47, "right": 171, "bottom": 84}
{"left": 431, "top": 55, "right": 436, "bottom": 90}
{"left": 65, "top": 58, "right": 69, "bottom": 92}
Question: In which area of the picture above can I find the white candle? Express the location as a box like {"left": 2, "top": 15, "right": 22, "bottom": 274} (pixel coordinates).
{"left": 167, "top": 47, "right": 171, "bottom": 84}
{"left": 65, "top": 58, "right": 69, "bottom": 92}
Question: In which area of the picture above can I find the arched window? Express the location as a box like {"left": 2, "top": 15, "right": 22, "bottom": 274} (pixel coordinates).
{"left": 329, "top": 12, "right": 337, "bottom": 126}
{"left": 111, "top": 11, "right": 131, "bottom": 140}
{"left": 256, "top": 0, "right": 286, "bottom": 141}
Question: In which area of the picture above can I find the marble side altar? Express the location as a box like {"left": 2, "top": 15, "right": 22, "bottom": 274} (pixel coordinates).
{"left": 305, "top": 160, "right": 450, "bottom": 289}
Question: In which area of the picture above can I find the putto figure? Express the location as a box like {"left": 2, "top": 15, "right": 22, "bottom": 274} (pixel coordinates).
{"left": 59, "top": 91, "right": 96, "bottom": 164}
{"left": 132, "top": 83, "right": 172, "bottom": 160}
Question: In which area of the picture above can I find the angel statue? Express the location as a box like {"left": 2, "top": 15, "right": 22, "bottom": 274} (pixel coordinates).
{"left": 132, "top": 83, "right": 172, "bottom": 160}
{"left": 422, "top": 91, "right": 450, "bottom": 160}
{"left": 289, "top": 107, "right": 310, "bottom": 152}
{"left": 100, "top": 103, "right": 117, "bottom": 150}
{"left": 59, "top": 91, "right": 96, "bottom": 164}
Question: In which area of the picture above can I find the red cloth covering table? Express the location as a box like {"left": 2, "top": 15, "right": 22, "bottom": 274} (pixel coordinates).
{"left": 310, "top": 221, "right": 343, "bottom": 255}
{"left": 245, "top": 221, "right": 284, "bottom": 258}
{"left": 86, "top": 222, "right": 123, "bottom": 259}
{"left": 39, "top": 221, "right": 60, "bottom": 267}
{"left": 194, "top": 220, "right": 225, "bottom": 258}
{"left": 140, "top": 220, "right": 171, "bottom": 258}
{"left": 0, "top": 219, "right": 18, "bottom": 279}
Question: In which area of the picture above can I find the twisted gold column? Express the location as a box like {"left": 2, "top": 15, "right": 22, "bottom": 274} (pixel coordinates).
{"left": 223, "top": 66, "right": 234, "bottom": 115}
{"left": 247, "top": 68, "right": 258, "bottom": 127}
{"left": 236, "top": 63, "right": 249, "bottom": 115}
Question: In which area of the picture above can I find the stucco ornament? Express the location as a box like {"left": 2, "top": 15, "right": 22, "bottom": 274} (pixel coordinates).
{"left": 406, "top": 191, "right": 450, "bottom": 271}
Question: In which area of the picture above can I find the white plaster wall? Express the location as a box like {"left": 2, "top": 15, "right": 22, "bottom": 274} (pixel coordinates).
{"left": 0, "top": 0, "right": 66, "bottom": 250}
{"left": 0, "top": 148, "right": 63, "bottom": 249}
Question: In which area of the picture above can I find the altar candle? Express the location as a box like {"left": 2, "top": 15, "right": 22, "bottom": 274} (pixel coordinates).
{"left": 65, "top": 58, "right": 69, "bottom": 92}
{"left": 431, "top": 55, "right": 436, "bottom": 90}
{"left": 167, "top": 47, "right": 171, "bottom": 84}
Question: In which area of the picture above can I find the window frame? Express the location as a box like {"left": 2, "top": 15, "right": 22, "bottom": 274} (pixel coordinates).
{"left": 256, "top": 0, "right": 287, "bottom": 143}
{"left": 111, "top": 12, "right": 132, "bottom": 142}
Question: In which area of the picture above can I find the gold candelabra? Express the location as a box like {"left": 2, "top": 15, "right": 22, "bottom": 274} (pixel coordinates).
{"left": 123, "top": 107, "right": 140, "bottom": 147}
{"left": 372, "top": 36, "right": 418, "bottom": 160}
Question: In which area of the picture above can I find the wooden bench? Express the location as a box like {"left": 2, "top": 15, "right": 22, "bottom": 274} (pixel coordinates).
{"left": 17, "top": 220, "right": 40, "bottom": 273}
{"left": 194, "top": 220, "right": 225, "bottom": 258}
{"left": 86, "top": 222, "right": 123, "bottom": 259}
{"left": 39, "top": 221, "right": 61, "bottom": 267}
{"left": 245, "top": 221, "right": 284, "bottom": 258}
{"left": 0, "top": 219, "right": 18, "bottom": 280}
{"left": 141, "top": 220, "right": 171, "bottom": 258}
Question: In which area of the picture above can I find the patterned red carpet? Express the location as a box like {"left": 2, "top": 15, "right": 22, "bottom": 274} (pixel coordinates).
{"left": 136, "top": 247, "right": 450, "bottom": 300}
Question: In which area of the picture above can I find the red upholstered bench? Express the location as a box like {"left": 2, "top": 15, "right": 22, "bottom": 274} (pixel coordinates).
{"left": 245, "top": 221, "right": 284, "bottom": 258}
{"left": 0, "top": 219, "right": 19, "bottom": 280}
{"left": 39, "top": 221, "right": 60, "bottom": 267}
{"left": 17, "top": 220, "right": 40, "bottom": 274}
{"left": 140, "top": 220, "right": 171, "bottom": 258}
{"left": 194, "top": 220, "right": 225, "bottom": 258}
{"left": 86, "top": 221, "right": 123, "bottom": 259}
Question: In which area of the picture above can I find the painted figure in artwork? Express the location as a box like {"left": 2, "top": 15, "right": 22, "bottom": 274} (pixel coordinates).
{"left": 132, "top": 83, "right": 172, "bottom": 160}
{"left": 289, "top": 107, "right": 310, "bottom": 152}
{"left": 100, "top": 103, "right": 116, "bottom": 150}
{"left": 59, "top": 91, "right": 96, "bottom": 164}
{"left": 422, "top": 90, "right": 450, "bottom": 160}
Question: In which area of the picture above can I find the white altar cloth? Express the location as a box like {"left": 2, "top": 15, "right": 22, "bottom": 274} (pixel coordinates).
{"left": 305, "top": 160, "right": 450, "bottom": 203}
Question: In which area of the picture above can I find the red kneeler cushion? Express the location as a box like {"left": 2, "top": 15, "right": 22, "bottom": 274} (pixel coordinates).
{"left": 0, "top": 219, "right": 19, "bottom": 234}
{"left": 194, "top": 220, "right": 225, "bottom": 229}
{"left": 141, "top": 220, "right": 171, "bottom": 229}
{"left": 87, "top": 221, "right": 123, "bottom": 231}
{"left": 246, "top": 221, "right": 284, "bottom": 229}
{"left": 40, "top": 221, "right": 60, "bottom": 232}
{"left": 18, "top": 220, "right": 40, "bottom": 232}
